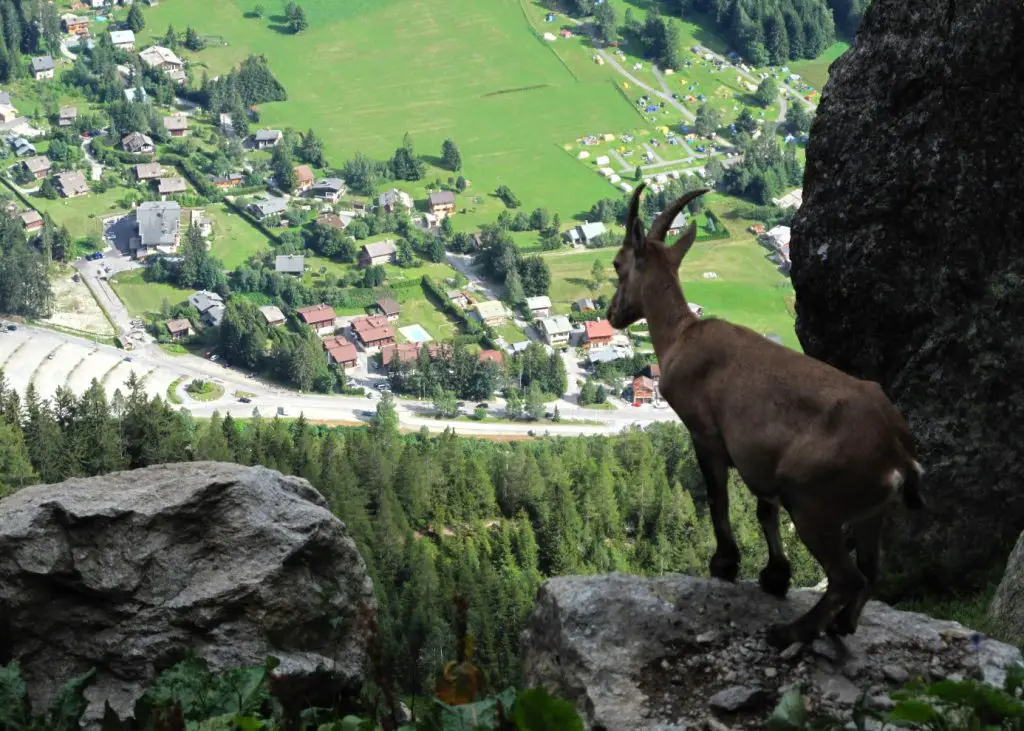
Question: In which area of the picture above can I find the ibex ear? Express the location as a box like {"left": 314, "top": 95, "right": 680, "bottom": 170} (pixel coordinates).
{"left": 631, "top": 216, "right": 646, "bottom": 260}
{"left": 665, "top": 222, "right": 698, "bottom": 270}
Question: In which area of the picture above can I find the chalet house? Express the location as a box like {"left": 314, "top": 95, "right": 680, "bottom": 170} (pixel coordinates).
{"left": 473, "top": 300, "right": 509, "bottom": 327}
{"left": 323, "top": 337, "right": 358, "bottom": 368}
{"left": 55, "top": 170, "right": 89, "bottom": 198}
{"left": 656, "top": 209, "right": 688, "bottom": 236}
{"left": 253, "top": 129, "right": 282, "bottom": 149}
{"left": 427, "top": 190, "right": 456, "bottom": 218}
{"left": 189, "top": 290, "right": 225, "bottom": 327}
{"left": 131, "top": 201, "right": 181, "bottom": 258}
{"left": 163, "top": 114, "right": 189, "bottom": 137}
{"left": 246, "top": 196, "right": 287, "bottom": 220}
{"left": 447, "top": 290, "right": 469, "bottom": 308}
{"left": 139, "top": 46, "right": 186, "bottom": 83}
{"left": 308, "top": 178, "right": 346, "bottom": 202}
{"left": 135, "top": 162, "right": 164, "bottom": 181}
{"left": 22, "top": 155, "right": 52, "bottom": 180}
{"left": 359, "top": 240, "right": 397, "bottom": 267}
{"left": 275, "top": 254, "right": 305, "bottom": 276}
{"left": 297, "top": 304, "right": 337, "bottom": 335}
{"left": 20, "top": 210, "right": 43, "bottom": 233}
{"left": 479, "top": 350, "right": 504, "bottom": 366}
{"left": 351, "top": 315, "right": 396, "bottom": 349}
{"left": 293, "top": 165, "right": 314, "bottom": 192}
{"left": 763, "top": 225, "right": 791, "bottom": 249}
{"left": 110, "top": 29, "right": 136, "bottom": 50}
{"left": 58, "top": 106, "right": 78, "bottom": 127}
{"left": 10, "top": 138, "right": 35, "bottom": 157}
{"left": 259, "top": 305, "right": 286, "bottom": 327}
{"left": 380, "top": 343, "right": 418, "bottom": 368}
{"left": 524, "top": 295, "right": 552, "bottom": 318}
{"left": 158, "top": 177, "right": 187, "bottom": 196}
{"left": 632, "top": 375, "right": 656, "bottom": 404}
{"left": 122, "top": 131, "right": 155, "bottom": 155}
{"left": 374, "top": 298, "right": 400, "bottom": 322}
{"left": 212, "top": 172, "right": 244, "bottom": 189}
{"left": 583, "top": 319, "right": 615, "bottom": 347}
{"left": 61, "top": 14, "right": 89, "bottom": 34}
{"left": 316, "top": 213, "right": 350, "bottom": 230}
{"left": 31, "top": 56, "right": 55, "bottom": 80}
{"left": 377, "top": 188, "right": 413, "bottom": 214}
{"left": 0, "top": 102, "right": 18, "bottom": 124}
{"left": 574, "top": 297, "right": 596, "bottom": 312}
{"left": 165, "top": 318, "right": 193, "bottom": 341}
{"left": 538, "top": 315, "right": 572, "bottom": 347}
{"left": 565, "top": 221, "right": 606, "bottom": 247}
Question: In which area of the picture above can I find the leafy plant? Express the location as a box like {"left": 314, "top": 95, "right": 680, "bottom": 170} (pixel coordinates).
{"left": 0, "top": 661, "right": 96, "bottom": 731}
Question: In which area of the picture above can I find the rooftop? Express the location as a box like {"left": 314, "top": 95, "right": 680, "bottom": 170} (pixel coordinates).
{"left": 55, "top": 170, "right": 89, "bottom": 196}
{"left": 157, "top": 177, "right": 187, "bottom": 194}
{"left": 163, "top": 114, "right": 189, "bottom": 131}
{"left": 136, "top": 201, "right": 181, "bottom": 247}
{"left": 189, "top": 290, "right": 224, "bottom": 313}
{"left": 109, "top": 29, "right": 135, "bottom": 45}
{"left": 525, "top": 295, "right": 552, "bottom": 311}
{"left": 297, "top": 303, "right": 336, "bottom": 325}
{"left": 275, "top": 254, "right": 305, "bottom": 274}
{"left": 375, "top": 298, "right": 400, "bottom": 317}
{"left": 31, "top": 56, "right": 54, "bottom": 72}
{"left": 294, "top": 165, "right": 314, "bottom": 184}
{"left": 584, "top": 319, "right": 615, "bottom": 339}
{"left": 259, "top": 305, "right": 285, "bottom": 323}
{"left": 539, "top": 315, "right": 572, "bottom": 336}
{"left": 166, "top": 318, "right": 191, "bottom": 334}
{"left": 362, "top": 240, "right": 397, "bottom": 258}
{"left": 324, "top": 337, "right": 358, "bottom": 363}
{"left": 139, "top": 46, "right": 183, "bottom": 68}
{"left": 428, "top": 190, "right": 456, "bottom": 206}
{"left": 475, "top": 300, "right": 509, "bottom": 319}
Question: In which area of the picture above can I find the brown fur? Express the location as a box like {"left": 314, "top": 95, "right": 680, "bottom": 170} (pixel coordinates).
{"left": 608, "top": 184, "right": 924, "bottom": 648}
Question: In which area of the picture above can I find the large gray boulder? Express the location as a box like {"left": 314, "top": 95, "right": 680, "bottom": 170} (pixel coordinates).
{"left": 990, "top": 531, "right": 1024, "bottom": 641}
{"left": 0, "top": 462, "right": 375, "bottom": 723}
{"left": 522, "top": 574, "right": 1022, "bottom": 730}
{"left": 790, "top": 0, "right": 1024, "bottom": 594}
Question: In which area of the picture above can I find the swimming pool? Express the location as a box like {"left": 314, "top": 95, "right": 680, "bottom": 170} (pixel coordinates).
{"left": 399, "top": 324, "right": 433, "bottom": 344}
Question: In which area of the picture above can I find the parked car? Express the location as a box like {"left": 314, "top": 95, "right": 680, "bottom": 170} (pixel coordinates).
{"left": 238, "top": 397, "right": 252, "bottom": 404}
{"left": 476, "top": 402, "right": 489, "bottom": 410}
{"left": 5, "top": 324, "right": 16, "bottom": 331}
{"left": 86, "top": 251, "right": 103, "bottom": 261}
{"left": 277, "top": 406, "right": 287, "bottom": 416}
{"left": 375, "top": 382, "right": 390, "bottom": 391}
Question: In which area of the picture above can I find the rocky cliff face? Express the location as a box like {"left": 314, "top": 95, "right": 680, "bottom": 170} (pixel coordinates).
{"left": 990, "top": 531, "right": 1024, "bottom": 642}
{"left": 522, "top": 574, "right": 1022, "bottom": 730}
{"left": 0, "top": 462, "right": 375, "bottom": 724}
{"left": 790, "top": 0, "right": 1024, "bottom": 594}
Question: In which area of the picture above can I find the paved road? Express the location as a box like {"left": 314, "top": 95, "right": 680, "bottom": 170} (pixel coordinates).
{"left": 0, "top": 324, "right": 678, "bottom": 436}
{"left": 73, "top": 247, "right": 141, "bottom": 338}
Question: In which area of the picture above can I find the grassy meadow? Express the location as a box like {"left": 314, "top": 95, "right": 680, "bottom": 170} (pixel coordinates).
{"left": 110, "top": 270, "right": 193, "bottom": 316}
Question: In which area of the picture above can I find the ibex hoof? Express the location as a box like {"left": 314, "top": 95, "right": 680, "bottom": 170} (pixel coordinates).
{"left": 709, "top": 553, "right": 740, "bottom": 582}
{"left": 766, "top": 623, "right": 796, "bottom": 650}
{"left": 826, "top": 615, "right": 856, "bottom": 637}
{"left": 759, "top": 561, "right": 792, "bottom": 598}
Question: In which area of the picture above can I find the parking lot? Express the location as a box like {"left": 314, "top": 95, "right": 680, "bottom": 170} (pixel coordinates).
{"left": 0, "top": 327, "right": 186, "bottom": 402}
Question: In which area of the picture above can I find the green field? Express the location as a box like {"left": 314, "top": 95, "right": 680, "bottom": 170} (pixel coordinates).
{"left": 789, "top": 42, "right": 849, "bottom": 92}
{"left": 110, "top": 270, "right": 193, "bottom": 317}
{"left": 33, "top": 187, "right": 130, "bottom": 238}
{"left": 206, "top": 204, "right": 274, "bottom": 269}
{"left": 136, "top": 0, "right": 647, "bottom": 228}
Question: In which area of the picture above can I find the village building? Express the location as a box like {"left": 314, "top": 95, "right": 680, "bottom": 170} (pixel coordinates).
{"left": 426, "top": 342, "right": 453, "bottom": 361}
{"left": 380, "top": 342, "right": 418, "bottom": 368}
{"left": 58, "top": 107, "right": 77, "bottom": 127}
{"left": 324, "top": 337, "right": 359, "bottom": 368}
{"left": 253, "top": 129, "right": 282, "bottom": 149}
{"left": 10, "top": 137, "right": 35, "bottom": 157}
{"left": 538, "top": 315, "right": 572, "bottom": 347}
{"left": 656, "top": 209, "right": 688, "bottom": 236}
{"left": 351, "top": 315, "right": 396, "bottom": 349}
{"left": 139, "top": 46, "right": 185, "bottom": 83}
{"left": 131, "top": 201, "right": 181, "bottom": 258}
{"left": 212, "top": 172, "right": 244, "bottom": 189}
{"left": 293, "top": 165, "right": 314, "bottom": 192}
{"left": 632, "top": 375, "right": 656, "bottom": 404}
{"left": 246, "top": 196, "right": 287, "bottom": 220}
{"left": 189, "top": 209, "right": 213, "bottom": 238}
{"left": 275, "top": 254, "right": 305, "bottom": 276}
{"left": 524, "top": 295, "right": 552, "bottom": 318}
{"left": 748, "top": 223, "right": 766, "bottom": 236}
{"left": 763, "top": 225, "right": 791, "bottom": 249}
{"left": 308, "top": 178, "right": 346, "bottom": 202}
{"left": 31, "top": 56, "right": 55, "bottom": 80}
{"left": 122, "top": 131, "right": 154, "bottom": 155}
{"left": 135, "top": 162, "right": 164, "bottom": 181}
{"left": 20, "top": 210, "right": 43, "bottom": 233}
{"left": 373, "top": 298, "right": 400, "bottom": 322}
{"left": 473, "top": 300, "right": 509, "bottom": 327}
{"left": 22, "top": 155, "right": 51, "bottom": 180}
{"left": 583, "top": 319, "right": 615, "bottom": 347}
{"left": 158, "top": 177, "right": 187, "bottom": 196}
{"left": 316, "top": 213, "right": 347, "bottom": 230}
{"left": 377, "top": 188, "right": 413, "bottom": 213}
{"left": 573, "top": 296, "right": 596, "bottom": 312}
{"left": 259, "top": 305, "right": 286, "bottom": 327}
{"left": 296, "top": 304, "right": 337, "bottom": 335}
{"left": 123, "top": 87, "right": 149, "bottom": 103}
{"left": 189, "top": 290, "right": 225, "bottom": 327}
{"left": 163, "top": 114, "right": 189, "bottom": 137}
{"left": 587, "top": 346, "right": 622, "bottom": 367}
{"left": 647, "top": 363, "right": 661, "bottom": 383}
{"left": 55, "top": 170, "right": 89, "bottom": 198}
{"left": 479, "top": 349, "right": 504, "bottom": 366}
{"left": 772, "top": 189, "right": 803, "bottom": 210}
{"left": 359, "top": 240, "right": 397, "bottom": 267}
{"left": 427, "top": 190, "right": 456, "bottom": 218}
{"left": 109, "top": 29, "right": 136, "bottom": 50}
{"left": 0, "top": 103, "right": 18, "bottom": 124}
{"left": 61, "top": 14, "right": 89, "bottom": 34}
{"left": 565, "top": 221, "right": 606, "bottom": 246}
{"left": 447, "top": 290, "right": 469, "bottom": 308}
{"left": 165, "top": 318, "right": 193, "bottom": 341}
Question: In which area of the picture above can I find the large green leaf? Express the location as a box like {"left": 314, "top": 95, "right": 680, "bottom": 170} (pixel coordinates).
{"left": 0, "top": 661, "right": 31, "bottom": 731}
{"left": 435, "top": 696, "right": 500, "bottom": 731}
{"left": 767, "top": 689, "right": 809, "bottom": 730}
{"left": 509, "top": 688, "right": 583, "bottom": 731}
{"left": 885, "top": 699, "right": 943, "bottom": 724}
{"left": 44, "top": 668, "right": 97, "bottom": 731}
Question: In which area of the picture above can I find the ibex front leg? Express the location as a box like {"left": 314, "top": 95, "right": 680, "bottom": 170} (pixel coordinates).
{"left": 695, "top": 442, "right": 739, "bottom": 582}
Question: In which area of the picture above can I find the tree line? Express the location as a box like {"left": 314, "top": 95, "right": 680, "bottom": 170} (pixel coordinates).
{"left": 0, "top": 373, "right": 823, "bottom": 699}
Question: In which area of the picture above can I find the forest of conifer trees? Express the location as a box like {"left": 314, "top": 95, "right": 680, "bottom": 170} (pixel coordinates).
{"left": 0, "top": 370, "right": 823, "bottom": 697}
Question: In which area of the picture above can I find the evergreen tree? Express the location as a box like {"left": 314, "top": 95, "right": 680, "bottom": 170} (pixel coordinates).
{"left": 0, "top": 420, "right": 36, "bottom": 497}
{"left": 755, "top": 77, "right": 780, "bottom": 108}
{"left": 300, "top": 128, "right": 326, "bottom": 167}
{"left": 271, "top": 144, "right": 298, "bottom": 192}
{"left": 289, "top": 4, "right": 309, "bottom": 32}
{"left": 126, "top": 3, "right": 146, "bottom": 32}
{"left": 504, "top": 266, "right": 524, "bottom": 306}
{"left": 184, "top": 26, "right": 206, "bottom": 51}
{"left": 441, "top": 138, "right": 462, "bottom": 172}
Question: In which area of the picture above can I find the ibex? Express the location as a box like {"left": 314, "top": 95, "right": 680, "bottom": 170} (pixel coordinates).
{"left": 608, "top": 184, "right": 924, "bottom": 648}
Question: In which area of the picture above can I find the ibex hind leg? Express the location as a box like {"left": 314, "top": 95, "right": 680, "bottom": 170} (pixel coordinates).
{"left": 695, "top": 444, "right": 740, "bottom": 582}
{"left": 756, "top": 498, "right": 791, "bottom": 598}
{"left": 766, "top": 506, "right": 866, "bottom": 649}
{"left": 828, "top": 513, "right": 884, "bottom": 637}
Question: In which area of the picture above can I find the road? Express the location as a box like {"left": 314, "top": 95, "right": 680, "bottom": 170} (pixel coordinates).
{"left": 0, "top": 323, "right": 678, "bottom": 436}
{"left": 73, "top": 246, "right": 141, "bottom": 338}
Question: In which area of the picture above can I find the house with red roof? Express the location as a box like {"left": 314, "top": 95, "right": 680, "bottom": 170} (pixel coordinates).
{"left": 583, "top": 319, "right": 615, "bottom": 347}
{"left": 350, "top": 314, "right": 396, "bottom": 349}
{"left": 296, "top": 304, "right": 337, "bottom": 335}
{"left": 323, "top": 336, "right": 358, "bottom": 368}
{"left": 380, "top": 343, "right": 418, "bottom": 367}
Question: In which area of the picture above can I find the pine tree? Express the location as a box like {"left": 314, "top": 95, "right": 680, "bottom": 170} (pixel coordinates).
{"left": 441, "top": 138, "right": 462, "bottom": 172}
{"left": 0, "top": 420, "right": 36, "bottom": 497}
{"left": 126, "top": 3, "right": 145, "bottom": 32}
{"left": 271, "top": 144, "right": 297, "bottom": 192}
